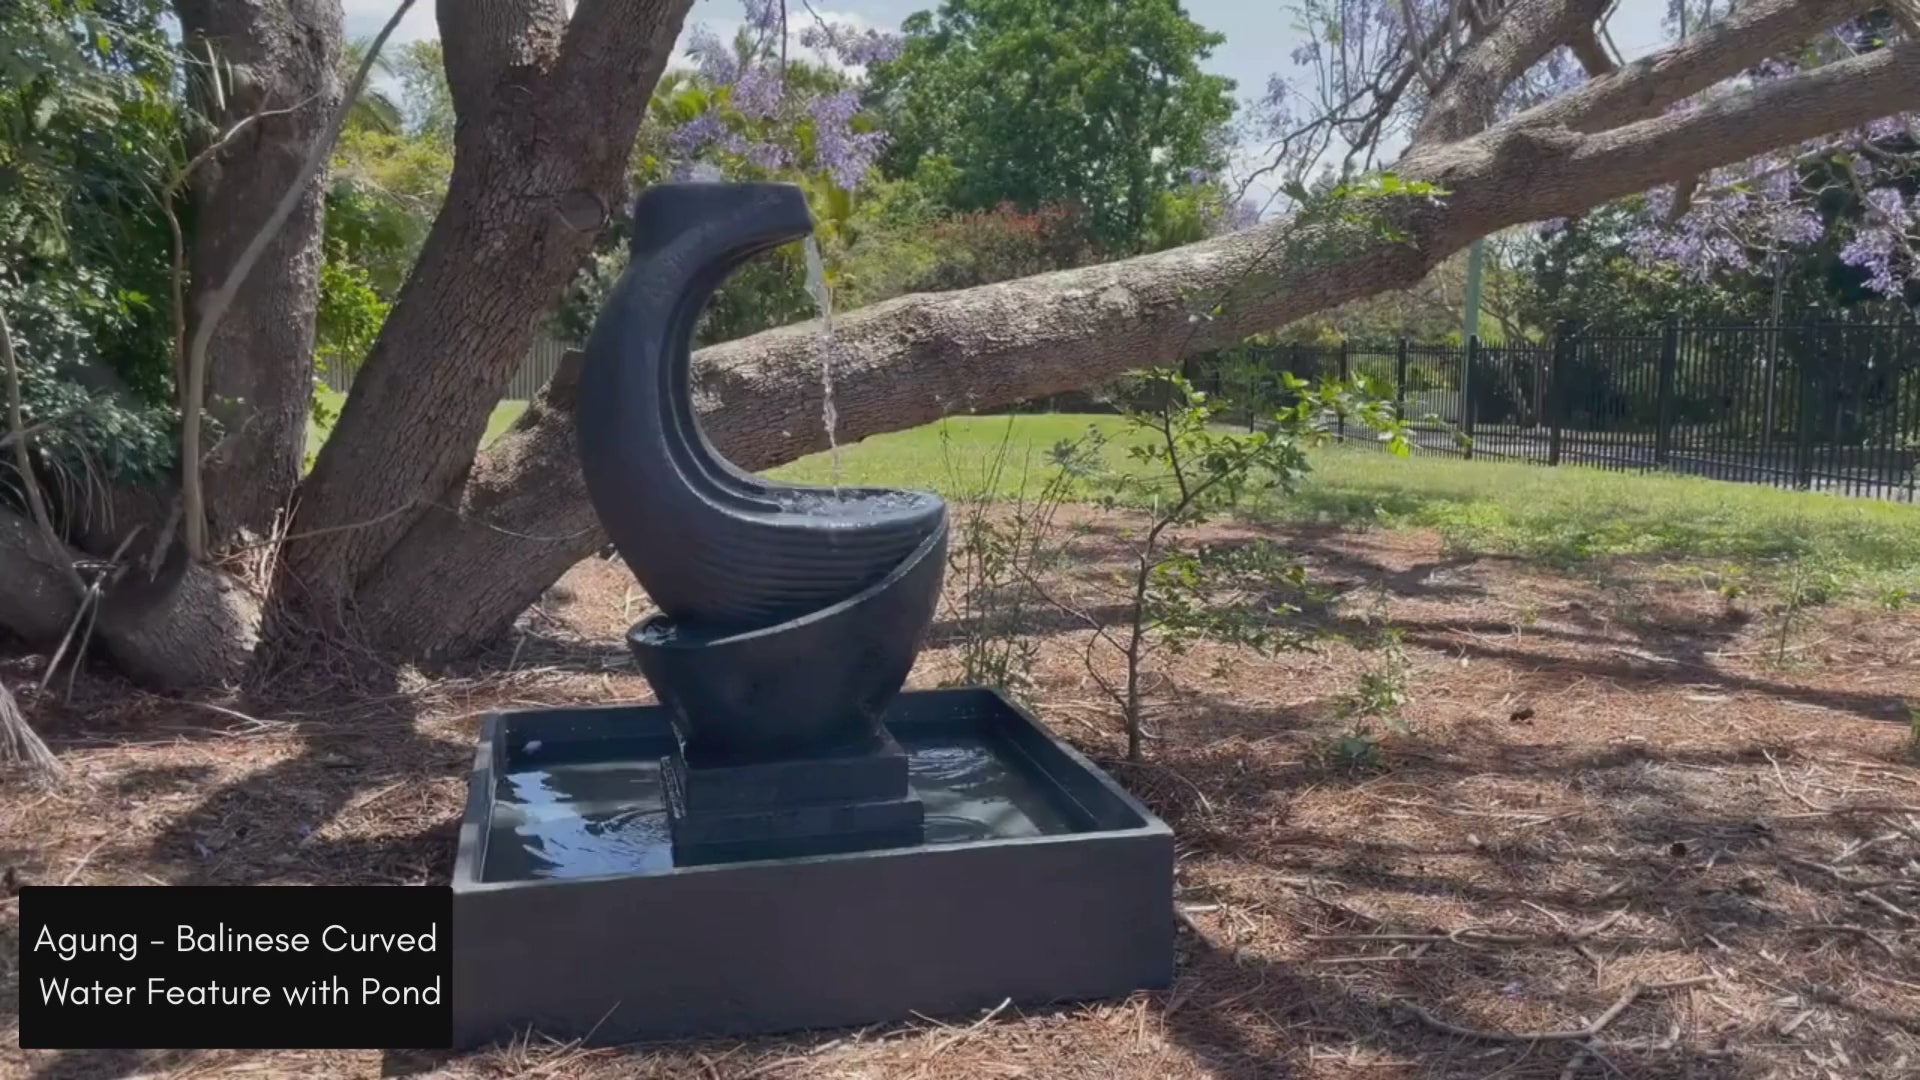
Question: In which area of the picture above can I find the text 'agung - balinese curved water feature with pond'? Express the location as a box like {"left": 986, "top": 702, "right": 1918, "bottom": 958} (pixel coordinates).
{"left": 449, "top": 179, "right": 1172, "bottom": 1046}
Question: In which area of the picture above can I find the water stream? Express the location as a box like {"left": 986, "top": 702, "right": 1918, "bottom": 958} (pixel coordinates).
{"left": 802, "top": 237, "right": 843, "bottom": 494}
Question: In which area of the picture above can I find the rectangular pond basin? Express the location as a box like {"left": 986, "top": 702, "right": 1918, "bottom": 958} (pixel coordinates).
{"left": 451, "top": 686, "right": 1173, "bottom": 1047}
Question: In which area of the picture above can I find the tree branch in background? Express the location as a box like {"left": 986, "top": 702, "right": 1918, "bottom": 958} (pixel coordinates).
{"left": 1413, "top": 0, "right": 1611, "bottom": 145}
{"left": 178, "top": 0, "right": 417, "bottom": 559}
{"left": 1567, "top": 25, "right": 1618, "bottom": 77}
{"left": 1529, "top": 0, "right": 1880, "bottom": 133}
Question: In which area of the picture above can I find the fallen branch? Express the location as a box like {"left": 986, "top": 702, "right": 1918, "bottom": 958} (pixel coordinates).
{"left": 1788, "top": 924, "right": 1900, "bottom": 958}
{"left": 1312, "top": 908, "right": 1630, "bottom": 949}
{"left": 1857, "top": 890, "right": 1918, "bottom": 925}
{"left": 1402, "top": 975, "right": 1715, "bottom": 1042}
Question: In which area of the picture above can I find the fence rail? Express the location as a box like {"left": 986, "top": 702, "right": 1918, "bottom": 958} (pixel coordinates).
{"left": 1200, "top": 319, "right": 1920, "bottom": 503}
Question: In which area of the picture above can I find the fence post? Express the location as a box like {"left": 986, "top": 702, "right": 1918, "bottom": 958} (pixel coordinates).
{"left": 1462, "top": 335, "right": 1478, "bottom": 459}
{"left": 1794, "top": 322, "right": 1817, "bottom": 490}
{"left": 1395, "top": 336, "right": 1409, "bottom": 420}
{"left": 1655, "top": 317, "right": 1679, "bottom": 465}
{"left": 1548, "top": 320, "right": 1573, "bottom": 467}
{"left": 1337, "top": 339, "right": 1350, "bottom": 440}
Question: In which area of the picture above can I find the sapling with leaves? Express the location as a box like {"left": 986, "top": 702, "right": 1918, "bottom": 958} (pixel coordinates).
{"left": 1033, "top": 368, "right": 1407, "bottom": 760}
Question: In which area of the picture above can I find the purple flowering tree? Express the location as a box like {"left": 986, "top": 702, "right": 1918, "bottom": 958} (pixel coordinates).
{"left": 1614, "top": 10, "right": 1919, "bottom": 304}
{"left": 660, "top": 1, "right": 900, "bottom": 192}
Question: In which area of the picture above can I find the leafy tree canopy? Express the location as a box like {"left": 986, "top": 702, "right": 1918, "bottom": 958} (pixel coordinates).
{"left": 868, "top": 0, "right": 1237, "bottom": 254}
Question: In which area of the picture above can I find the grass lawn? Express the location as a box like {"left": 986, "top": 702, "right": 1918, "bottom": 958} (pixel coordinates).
{"left": 306, "top": 390, "right": 529, "bottom": 461}
{"left": 773, "top": 412, "right": 1920, "bottom": 600}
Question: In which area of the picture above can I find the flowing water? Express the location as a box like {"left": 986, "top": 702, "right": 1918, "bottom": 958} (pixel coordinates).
{"left": 802, "top": 237, "right": 843, "bottom": 494}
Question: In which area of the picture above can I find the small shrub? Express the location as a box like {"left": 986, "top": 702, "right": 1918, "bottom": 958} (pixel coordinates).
{"left": 1028, "top": 368, "right": 1407, "bottom": 760}
{"left": 1317, "top": 728, "right": 1387, "bottom": 773}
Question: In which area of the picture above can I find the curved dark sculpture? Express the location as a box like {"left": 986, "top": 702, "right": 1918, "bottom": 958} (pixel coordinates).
{"left": 576, "top": 181, "right": 948, "bottom": 764}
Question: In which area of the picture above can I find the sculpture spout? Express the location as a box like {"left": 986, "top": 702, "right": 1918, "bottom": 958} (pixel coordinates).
{"left": 575, "top": 182, "right": 948, "bottom": 762}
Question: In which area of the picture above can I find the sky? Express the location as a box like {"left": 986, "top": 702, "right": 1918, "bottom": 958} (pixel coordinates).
{"left": 340, "top": 0, "right": 1680, "bottom": 209}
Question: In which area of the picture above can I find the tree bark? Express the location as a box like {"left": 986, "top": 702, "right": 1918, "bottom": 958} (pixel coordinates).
{"left": 175, "top": 0, "right": 344, "bottom": 546}
{"left": 275, "top": 0, "right": 694, "bottom": 624}
{"left": 0, "top": 508, "right": 259, "bottom": 689}
{"left": 354, "top": 34, "right": 1920, "bottom": 659}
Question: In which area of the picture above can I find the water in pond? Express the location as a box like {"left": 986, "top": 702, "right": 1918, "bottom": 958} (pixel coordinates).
{"left": 802, "top": 237, "right": 842, "bottom": 495}
{"left": 482, "top": 734, "right": 1083, "bottom": 883}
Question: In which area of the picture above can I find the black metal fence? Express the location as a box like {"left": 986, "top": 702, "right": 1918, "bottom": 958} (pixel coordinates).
{"left": 1200, "top": 319, "right": 1920, "bottom": 503}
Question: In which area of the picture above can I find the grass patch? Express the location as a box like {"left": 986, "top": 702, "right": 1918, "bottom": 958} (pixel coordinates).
{"left": 1286, "top": 446, "right": 1920, "bottom": 597}
{"left": 307, "top": 390, "right": 529, "bottom": 460}
{"left": 775, "top": 414, "right": 1920, "bottom": 599}
{"left": 770, "top": 413, "right": 1157, "bottom": 496}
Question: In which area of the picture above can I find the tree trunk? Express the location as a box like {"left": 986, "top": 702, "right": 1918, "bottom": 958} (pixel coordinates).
{"left": 273, "top": 0, "right": 694, "bottom": 626}
{"left": 175, "top": 0, "right": 343, "bottom": 546}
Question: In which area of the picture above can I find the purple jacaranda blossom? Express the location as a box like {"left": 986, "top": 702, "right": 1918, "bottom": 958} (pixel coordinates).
{"left": 799, "top": 22, "right": 906, "bottom": 67}
{"left": 810, "top": 89, "right": 887, "bottom": 189}
{"left": 669, "top": 109, "right": 729, "bottom": 155}
{"left": 1867, "top": 187, "right": 1910, "bottom": 227}
{"left": 746, "top": 141, "right": 792, "bottom": 171}
{"left": 1841, "top": 227, "right": 1902, "bottom": 297}
{"left": 730, "top": 65, "right": 783, "bottom": 119}
{"left": 685, "top": 26, "right": 740, "bottom": 86}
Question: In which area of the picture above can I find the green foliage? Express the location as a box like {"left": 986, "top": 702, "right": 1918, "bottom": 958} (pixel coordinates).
{"left": 339, "top": 38, "right": 403, "bottom": 135}
{"left": 1, "top": 272, "right": 177, "bottom": 489}
{"left": 315, "top": 249, "right": 389, "bottom": 384}
{"left": 1515, "top": 203, "right": 1776, "bottom": 330}
{"left": 870, "top": 0, "right": 1237, "bottom": 254}
{"left": 1318, "top": 728, "right": 1388, "bottom": 773}
{"left": 1, "top": 0, "right": 180, "bottom": 489}
{"left": 1043, "top": 370, "right": 1408, "bottom": 759}
{"left": 326, "top": 128, "right": 450, "bottom": 296}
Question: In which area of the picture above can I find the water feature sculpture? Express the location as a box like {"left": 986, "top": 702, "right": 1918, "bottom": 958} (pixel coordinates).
{"left": 449, "top": 180, "right": 1172, "bottom": 1046}
{"left": 574, "top": 180, "right": 946, "bottom": 864}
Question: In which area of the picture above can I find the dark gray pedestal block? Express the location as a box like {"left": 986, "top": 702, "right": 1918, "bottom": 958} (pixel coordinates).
{"left": 451, "top": 688, "right": 1173, "bottom": 1047}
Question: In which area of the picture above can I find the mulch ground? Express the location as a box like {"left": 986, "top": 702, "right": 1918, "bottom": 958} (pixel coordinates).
{"left": 2, "top": 511, "right": 1918, "bottom": 1079}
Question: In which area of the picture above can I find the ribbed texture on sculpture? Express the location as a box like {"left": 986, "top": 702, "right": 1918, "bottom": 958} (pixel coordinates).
{"left": 576, "top": 182, "right": 948, "bottom": 764}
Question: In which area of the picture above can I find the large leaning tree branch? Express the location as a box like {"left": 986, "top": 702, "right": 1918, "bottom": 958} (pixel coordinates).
{"left": 1530, "top": 0, "right": 1881, "bottom": 132}
{"left": 355, "top": 7, "right": 1920, "bottom": 659}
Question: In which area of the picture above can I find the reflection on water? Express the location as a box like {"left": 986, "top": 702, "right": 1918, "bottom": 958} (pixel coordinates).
{"left": 483, "top": 759, "right": 674, "bottom": 882}
{"left": 905, "top": 736, "right": 1076, "bottom": 843}
{"left": 482, "top": 734, "right": 1083, "bottom": 883}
